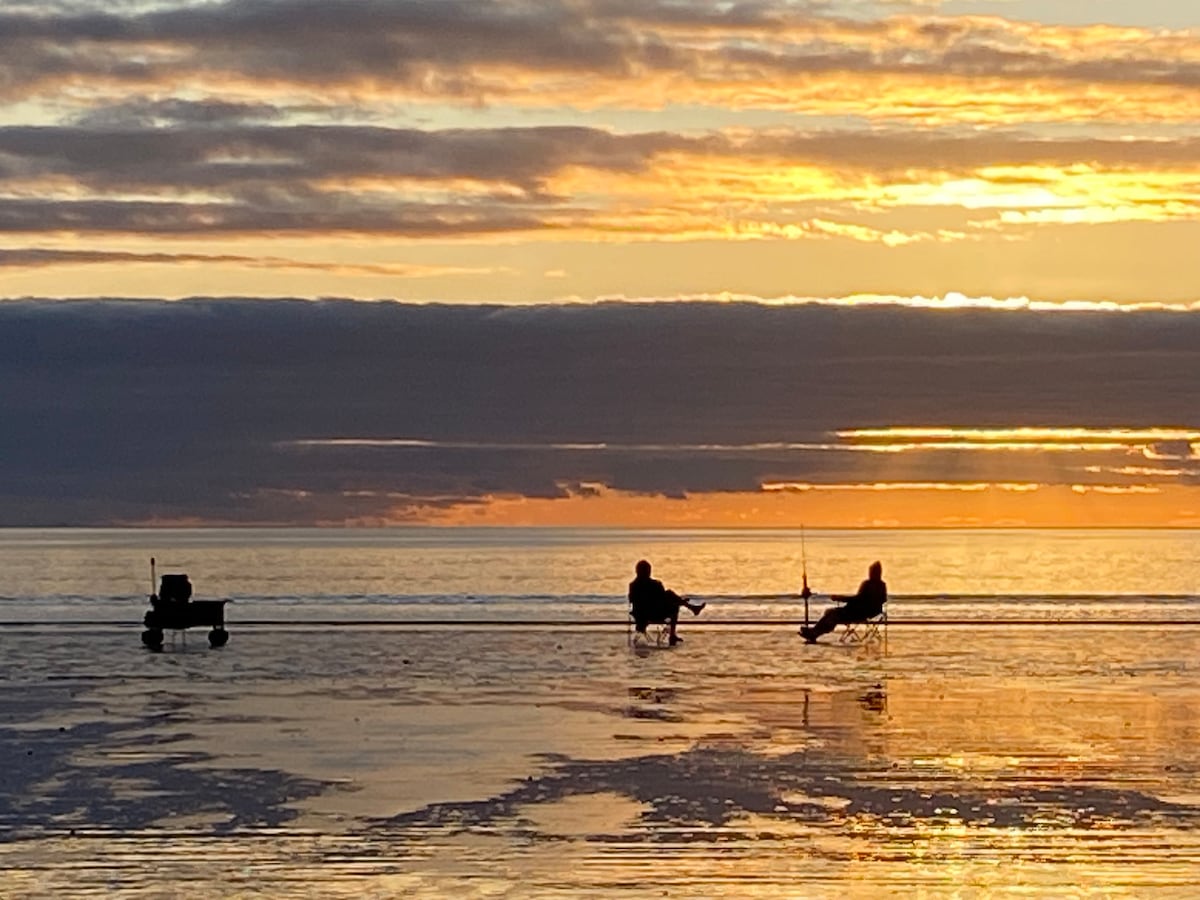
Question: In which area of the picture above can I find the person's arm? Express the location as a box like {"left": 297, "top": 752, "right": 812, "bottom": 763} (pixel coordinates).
{"left": 831, "top": 580, "right": 870, "bottom": 604}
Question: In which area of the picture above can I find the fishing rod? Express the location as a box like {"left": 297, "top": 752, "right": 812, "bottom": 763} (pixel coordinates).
{"left": 801, "top": 525, "right": 810, "bottom": 628}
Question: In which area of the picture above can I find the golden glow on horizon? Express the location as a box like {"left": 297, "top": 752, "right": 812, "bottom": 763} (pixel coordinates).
{"left": 285, "top": 427, "right": 1200, "bottom": 459}
{"left": 839, "top": 427, "right": 1200, "bottom": 445}
{"left": 268, "top": 424, "right": 1200, "bottom": 528}
{"left": 530, "top": 154, "right": 1200, "bottom": 245}
{"left": 415, "top": 483, "right": 1200, "bottom": 529}
{"left": 762, "top": 482, "right": 1042, "bottom": 493}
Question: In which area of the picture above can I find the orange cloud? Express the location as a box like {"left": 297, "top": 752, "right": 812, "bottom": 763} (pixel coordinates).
{"left": 418, "top": 482, "right": 1200, "bottom": 528}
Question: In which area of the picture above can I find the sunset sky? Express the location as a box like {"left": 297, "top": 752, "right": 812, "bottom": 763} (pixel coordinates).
{"left": 2, "top": 0, "right": 1198, "bottom": 527}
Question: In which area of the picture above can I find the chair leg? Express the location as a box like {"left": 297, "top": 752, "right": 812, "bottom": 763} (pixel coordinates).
{"left": 840, "top": 616, "right": 885, "bottom": 645}
{"left": 630, "top": 621, "right": 671, "bottom": 647}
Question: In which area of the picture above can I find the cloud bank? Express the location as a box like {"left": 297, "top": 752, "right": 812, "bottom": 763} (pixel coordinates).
{"left": 2, "top": 297, "right": 1196, "bottom": 524}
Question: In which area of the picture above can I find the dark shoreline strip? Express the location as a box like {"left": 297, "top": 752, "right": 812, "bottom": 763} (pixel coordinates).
{"left": 4, "top": 618, "right": 1200, "bottom": 629}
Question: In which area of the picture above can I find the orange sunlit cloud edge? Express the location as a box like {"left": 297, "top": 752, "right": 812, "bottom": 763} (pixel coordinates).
{"left": 10, "top": 6, "right": 1200, "bottom": 124}
{"left": 129, "top": 482, "right": 1200, "bottom": 529}
{"left": 287, "top": 427, "right": 1200, "bottom": 460}
{"left": 5, "top": 134, "right": 1200, "bottom": 244}
{"left": 274, "top": 425, "right": 1200, "bottom": 528}
{"left": 404, "top": 483, "right": 1200, "bottom": 529}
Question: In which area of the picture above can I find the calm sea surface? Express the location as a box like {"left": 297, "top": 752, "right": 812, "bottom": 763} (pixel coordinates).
{"left": 3, "top": 527, "right": 1200, "bottom": 896}
{"left": 0, "top": 526, "right": 1196, "bottom": 624}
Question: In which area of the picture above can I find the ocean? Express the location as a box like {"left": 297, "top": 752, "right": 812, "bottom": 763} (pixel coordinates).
{"left": 1, "top": 526, "right": 1198, "bottom": 626}
{"left": 2, "top": 527, "right": 1199, "bottom": 896}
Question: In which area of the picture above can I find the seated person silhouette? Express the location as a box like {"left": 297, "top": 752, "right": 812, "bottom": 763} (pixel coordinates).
{"left": 628, "top": 559, "right": 705, "bottom": 646}
{"left": 800, "top": 560, "right": 887, "bottom": 643}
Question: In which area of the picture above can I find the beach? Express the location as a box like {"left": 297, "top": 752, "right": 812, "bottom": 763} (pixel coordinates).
{"left": 3, "top": 622, "right": 1199, "bottom": 897}
{"left": 1, "top": 528, "right": 1199, "bottom": 896}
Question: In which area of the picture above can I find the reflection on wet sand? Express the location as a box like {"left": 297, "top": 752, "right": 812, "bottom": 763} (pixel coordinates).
{"left": 1, "top": 626, "right": 1199, "bottom": 896}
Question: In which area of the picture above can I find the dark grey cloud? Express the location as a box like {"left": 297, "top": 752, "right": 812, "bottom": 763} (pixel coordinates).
{"left": 1, "top": 122, "right": 1197, "bottom": 236}
{"left": 7, "top": 124, "right": 1200, "bottom": 192}
{"left": 0, "top": 297, "right": 1196, "bottom": 524}
{"left": 0, "top": 0, "right": 661, "bottom": 99}
{"left": 69, "top": 98, "right": 288, "bottom": 128}
{"left": 0, "top": 123, "right": 682, "bottom": 235}
{"left": 0, "top": 124, "right": 676, "bottom": 192}
{"left": 0, "top": 195, "right": 553, "bottom": 237}
{"left": 3, "top": 0, "right": 1200, "bottom": 104}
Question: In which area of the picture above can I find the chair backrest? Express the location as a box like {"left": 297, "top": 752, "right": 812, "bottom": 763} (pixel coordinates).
{"left": 158, "top": 574, "right": 192, "bottom": 603}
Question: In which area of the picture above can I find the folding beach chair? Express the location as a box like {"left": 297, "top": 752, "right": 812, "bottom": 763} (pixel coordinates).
{"left": 839, "top": 607, "right": 887, "bottom": 646}
{"left": 628, "top": 603, "right": 673, "bottom": 648}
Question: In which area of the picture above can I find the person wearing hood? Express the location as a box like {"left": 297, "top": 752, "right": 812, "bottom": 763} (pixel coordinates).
{"left": 800, "top": 560, "right": 887, "bottom": 643}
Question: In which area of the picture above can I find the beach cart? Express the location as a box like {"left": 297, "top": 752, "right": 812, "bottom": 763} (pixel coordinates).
{"left": 140, "top": 558, "right": 230, "bottom": 651}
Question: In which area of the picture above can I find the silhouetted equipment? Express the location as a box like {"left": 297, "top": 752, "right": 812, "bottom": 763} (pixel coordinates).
{"left": 140, "top": 557, "right": 229, "bottom": 651}
{"left": 628, "top": 604, "right": 673, "bottom": 649}
{"left": 158, "top": 573, "right": 192, "bottom": 603}
{"left": 839, "top": 607, "right": 887, "bottom": 646}
{"left": 801, "top": 523, "right": 810, "bottom": 627}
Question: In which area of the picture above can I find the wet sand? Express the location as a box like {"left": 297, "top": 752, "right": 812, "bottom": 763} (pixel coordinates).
{"left": 2, "top": 623, "right": 1199, "bottom": 897}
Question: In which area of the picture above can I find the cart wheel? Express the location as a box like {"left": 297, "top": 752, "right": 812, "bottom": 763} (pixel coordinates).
{"left": 208, "top": 628, "right": 229, "bottom": 648}
{"left": 141, "top": 628, "right": 164, "bottom": 651}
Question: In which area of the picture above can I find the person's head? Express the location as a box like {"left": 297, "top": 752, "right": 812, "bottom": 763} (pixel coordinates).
{"left": 635, "top": 559, "right": 652, "bottom": 578}
{"left": 868, "top": 560, "right": 883, "bottom": 579}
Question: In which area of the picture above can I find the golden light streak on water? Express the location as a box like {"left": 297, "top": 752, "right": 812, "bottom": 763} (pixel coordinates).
{"left": 1, "top": 617, "right": 1199, "bottom": 896}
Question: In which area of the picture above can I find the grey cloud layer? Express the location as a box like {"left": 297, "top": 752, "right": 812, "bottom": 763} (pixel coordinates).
{"left": 4, "top": 0, "right": 1200, "bottom": 102}
{"left": 3, "top": 123, "right": 1198, "bottom": 236}
{"left": 0, "top": 124, "right": 673, "bottom": 191}
{"left": 1, "top": 298, "right": 1196, "bottom": 524}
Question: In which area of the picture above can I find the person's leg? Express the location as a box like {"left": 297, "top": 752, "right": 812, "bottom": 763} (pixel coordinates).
{"left": 666, "top": 607, "right": 682, "bottom": 644}
{"left": 801, "top": 606, "right": 846, "bottom": 641}
{"left": 665, "top": 589, "right": 705, "bottom": 617}
{"left": 661, "top": 591, "right": 689, "bottom": 643}
{"left": 812, "top": 607, "right": 844, "bottom": 637}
